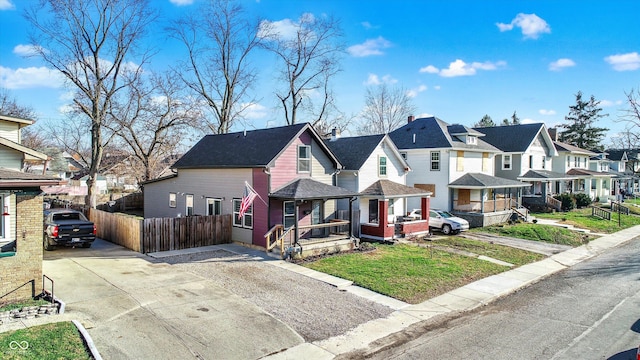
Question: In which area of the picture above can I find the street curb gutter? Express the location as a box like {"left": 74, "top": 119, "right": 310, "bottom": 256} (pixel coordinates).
{"left": 263, "top": 225, "right": 640, "bottom": 359}
{"left": 72, "top": 320, "right": 103, "bottom": 360}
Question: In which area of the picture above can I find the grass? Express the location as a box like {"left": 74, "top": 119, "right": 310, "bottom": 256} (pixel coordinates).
{"left": 533, "top": 207, "right": 640, "bottom": 233}
{"left": 0, "top": 300, "right": 50, "bottom": 312}
{"left": 471, "top": 223, "right": 594, "bottom": 247}
{"left": 305, "top": 243, "right": 515, "bottom": 304}
{"left": 430, "top": 237, "right": 546, "bottom": 266}
{"left": 0, "top": 322, "right": 91, "bottom": 360}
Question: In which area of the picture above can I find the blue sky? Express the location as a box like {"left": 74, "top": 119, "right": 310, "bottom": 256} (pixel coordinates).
{"left": 1, "top": 0, "right": 639, "bottom": 146}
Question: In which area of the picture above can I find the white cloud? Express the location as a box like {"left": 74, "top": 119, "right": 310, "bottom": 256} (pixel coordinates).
{"left": 363, "top": 73, "right": 397, "bottom": 86}
{"left": 421, "top": 59, "right": 506, "bottom": 77}
{"left": 259, "top": 13, "right": 315, "bottom": 41}
{"left": 406, "top": 85, "right": 427, "bottom": 98}
{"left": 0, "top": 66, "right": 64, "bottom": 89}
{"left": 539, "top": 109, "right": 556, "bottom": 116}
{"left": 0, "top": 0, "right": 14, "bottom": 10}
{"left": 600, "top": 99, "right": 623, "bottom": 107}
{"left": 549, "top": 58, "right": 575, "bottom": 71}
{"left": 241, "top": 102, "right": 268, "bottom": 120}
{"left": 433, "top": 85, "right": 441, "bottom": 90}
{"left": 496, "top": 13, "right": 551, "bottom": 39}
{"left": 604, "top": 52, "right": 640, "bottom": 71}
{"left": 361, "top": 21, "right": 378, "bottom": 30}
{"left": 348, "top": 37, "right": 392, "bottom": 57}
{"left": 13, "top": 44, "right": 45, "bottom": 57}
{"left": 169, "top": 0, "right": 194, "bottom": 6}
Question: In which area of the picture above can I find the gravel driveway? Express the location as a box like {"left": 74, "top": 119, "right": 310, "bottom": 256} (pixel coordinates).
{"left": 161, "top": 250, "right": 394, "bottom": 342}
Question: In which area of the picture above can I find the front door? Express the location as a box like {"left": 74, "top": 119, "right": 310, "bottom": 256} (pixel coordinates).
{"left": 311, "top": 200, "right": 324, "bottom": 237}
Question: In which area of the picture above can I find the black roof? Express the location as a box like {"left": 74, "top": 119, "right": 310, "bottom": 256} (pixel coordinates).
{"left": 604, "top": 149, "right": 628, "bottom": 161}
{"left": 172, "top": 123, "right": 313, "bottom": 169}
{"left": 269, "top": 178, "right": 356, "bottom": 200}
{"left": 518, "top": 169, "right": 575, "bottom": 181}
{"left": 359, "top": 180, "right": 432, "bottom": 198}
{"left": 473, "top": 123, "right": 545, "bottom": 152}
{"left": 389, "top": 117, "right": 499, "bottom": 151}
{"left": 324, "top": 134, "right": 385, "bottom": 170}
{"left": 449, "top": 173, "right": 531, "bottom": 189}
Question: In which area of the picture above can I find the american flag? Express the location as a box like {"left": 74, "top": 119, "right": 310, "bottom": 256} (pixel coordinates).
{"left": 238, "top": 182, "right": 258, "bottom": 220}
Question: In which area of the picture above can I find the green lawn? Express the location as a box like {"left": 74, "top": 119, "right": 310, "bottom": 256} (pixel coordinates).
{"left": 0, "top": 322, "right": 91, "bottom": 360}
{"left": 305, "top": 243, "right": 531, "bottom": 304}
{"left": 471, "top": 223, "right": 595, "bottom": 247}
{"left": 432, "top": 237, "right": 546, "bottom": 265}
{"left": 533, "top": 207, "right": 640, "bottom": 233}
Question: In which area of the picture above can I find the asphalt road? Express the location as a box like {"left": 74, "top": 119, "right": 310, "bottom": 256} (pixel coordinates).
{"left": 357, "top": 236, "right": 640, "bottom": 360}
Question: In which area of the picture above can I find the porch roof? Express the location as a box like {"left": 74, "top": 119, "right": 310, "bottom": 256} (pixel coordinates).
{"left": 518, "top": 169, "right": 576, "bottom": 181}
{"left": 269, "top": 178, "right": 357, "bottom": 200}
{"left": 359, "top": 179, "right": 432, "bottom": 199}
{"left": 0, "top": 167, "right": 63, "bottom": 189}
{"left": 449, "top": 173, "right": 531, "bottom": 189}
{"left": 566, "top": 168, "right": 614, "bottom": 178}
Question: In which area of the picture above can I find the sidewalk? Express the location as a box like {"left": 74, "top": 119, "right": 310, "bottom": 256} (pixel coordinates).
{"left": 260, "top": 225, "right": 640, "bottom": 359}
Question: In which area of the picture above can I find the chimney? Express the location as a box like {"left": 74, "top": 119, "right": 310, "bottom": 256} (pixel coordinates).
{"left": 548, "top": 128, "right": 558, "bottom": 141}
{"left": 408, "top": 115, "right": 415, "bottom": 123}
{"left": 331, "top": 127, "right": 341, "bottom": 141}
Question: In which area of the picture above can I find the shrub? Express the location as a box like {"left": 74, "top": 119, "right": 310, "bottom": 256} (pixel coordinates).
{"left": 573, "top": 193, "right": 592, "bottom": 208}
{"left": 554, "top": 193, "right": 576, "bottom": 211}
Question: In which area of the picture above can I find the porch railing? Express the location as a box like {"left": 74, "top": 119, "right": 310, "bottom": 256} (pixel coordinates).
{"left": 546, "top": 195, "right": 562, "bottom": 211}
{"left": 264, "top": 220, "right": 351, "bottom": 258}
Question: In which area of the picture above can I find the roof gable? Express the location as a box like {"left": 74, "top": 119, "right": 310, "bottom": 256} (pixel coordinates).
{"left": 554, "top": 141, "right": 597, "bottom": 156}
{"left": 325, "top": 134, "right": 409, "bottom": 171}
{"left": 474, "top": 123, "right": 557, "bottom": 156}
{"left": 172, "top": 123, "right": 340, "bottom": 169}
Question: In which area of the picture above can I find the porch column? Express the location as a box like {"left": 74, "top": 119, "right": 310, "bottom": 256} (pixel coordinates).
{"left": 348, "top": 197, "right": 355, "bottom": 238}
{"left": 493, "top": 189, "right": 497, "bottom": 211}
{"left": 379, "top": 200, "right": 388, "bottom": 230}
{"left": 294, "top": 200, "right": 300, "bottom": 245}
{"left": 420, "top": 197, "right": 429, "bottom": 222}
{"left": 480, "top": 189, "right": 485, "bottom": 213}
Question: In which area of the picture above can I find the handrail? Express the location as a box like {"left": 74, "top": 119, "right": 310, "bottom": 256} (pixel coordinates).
{"left": 591, "top": 206, "right": 612, "bottom": 220}
{"left": 611, "top": 202, "right": 630, "bottom": 215}
{"left": 42, "top": 274, "right": 55, "bottom": 304}
{"left": 264, "top": 224, "right": 284, "bottom": 253}
{"left": 297, "top": 220, "right": 349, "bottom": 230}
{"left": 546, "top": 195, "right": 562, "bottom": 211}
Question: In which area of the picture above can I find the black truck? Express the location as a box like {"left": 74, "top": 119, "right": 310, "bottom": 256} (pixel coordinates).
{"left": 43, "top": 209, "right": 96, "bottom": 250}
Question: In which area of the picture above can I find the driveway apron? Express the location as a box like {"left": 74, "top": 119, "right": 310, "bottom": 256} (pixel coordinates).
{"left": 43, "top": 239, "right": 303, "bottom": 360}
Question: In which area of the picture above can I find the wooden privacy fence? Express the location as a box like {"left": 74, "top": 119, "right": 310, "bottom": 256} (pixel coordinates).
{"left": 89, "top": 209, "right": 231, "bottom": 253}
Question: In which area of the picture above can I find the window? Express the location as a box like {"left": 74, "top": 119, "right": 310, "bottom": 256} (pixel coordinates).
{"left": 378, "top": 156, "right": 387, "bottom": 176}
{"left": 205, "top": 198, "right": 222, "bottom": 216}
{"left": 503, "top": 154, "right": 512, "bottom": 170}
{"left": 185, "top": 194, "right": 194, "bottom": 216}
{"left": 387, "top": 199, "right": 395, "bottom": 215}
{"left": 456, "top": 151, "right": 464, "bottom": 172}
{"left": 574, "top": 156, "right": 579, "bottom": 167}
{"left": 430, "top": 151, "right": 440, "bottom": 171}
{"left": 169, "top": 193, "right": 176, "bottom": 208}
{"left": 297, "top": 145, "right": 310, "bottom": 173}
{"left": 529, "top": 155, "right": 534, "bottom": 169}
{"left": 482, "top": 152, "right": 489, "bottom": 172}
{"left": 567, "top": 156, "right": 571, "bottom": 168}
{"left": 284, "top": 201, "right": 295, "bottom": 228}
{"left": 368, "top": 199, "right": 379, "bottom": 223}
{"left": 233, "top": 198, "right": 253, "bottom": 229}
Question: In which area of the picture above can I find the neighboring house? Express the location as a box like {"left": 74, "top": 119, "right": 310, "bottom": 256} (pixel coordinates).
{"left": 605, "top": 149, "right": 639, "bottom": 196}
{"left": 143, "top": 123, "right": 357, "bottom": 253}
{"left": 325, "top": 133, "right": 431, "bottom": 241}
{"left": 474, "top": 123, "right": 571, "bottom": 210}
{"left": 101, "top": 153, "right": 139, "bottom": 192}
{"left": 390, "top": 116, "right": 529, "bottom": 227}
{"left": 0, "top": 114, "right": 62, "bottom": 302}
{"left": 575, "top": 152, "right": 616, "bottom": 201}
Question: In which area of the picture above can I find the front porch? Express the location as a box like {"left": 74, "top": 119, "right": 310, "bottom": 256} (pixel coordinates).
{"left": 519, "top": 170, "right": 577, "bottom": 211}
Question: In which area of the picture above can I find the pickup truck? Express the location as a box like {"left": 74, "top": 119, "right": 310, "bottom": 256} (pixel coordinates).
{"left": 43, "top": 209, "right": 96, "bottom": 250}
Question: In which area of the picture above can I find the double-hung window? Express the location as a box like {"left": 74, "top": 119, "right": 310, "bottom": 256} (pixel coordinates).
{"left": 430, "top": 151, "right": 440, "bottom": 171}
{"left": 298, "top": 145, "right": 310, "bottom": 173}
{"left": 283, "top": 201, "right": 295, "bottom": 228}
{"left": 185, "top": 194, "right": 194, "bottom": 216}
{"left": 205, "top": 198, "right": 222, "bottom": 216}
{"left": 378, "top": 156, "right": 387, "bottom": 177}
{"left": 169, "top": 193, "right": 177, "bottom": 208}
{"left": 503, "top": 155, "right": 512, "bottom": 170}
{"left": 368, "top": 199, "right": 379, "bottom": 224}
{"left": 233, "top": 198, "right": 253, "bottom": 229}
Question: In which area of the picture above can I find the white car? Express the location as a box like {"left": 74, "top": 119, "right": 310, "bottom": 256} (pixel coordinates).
{"left": 428, "top": 209, "right": 469, "bottom": 235}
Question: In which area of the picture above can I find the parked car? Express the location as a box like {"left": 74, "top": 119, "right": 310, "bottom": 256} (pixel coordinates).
{"left": 43, "top": 209, "right": 96, "bottom": 250}
{"left": 428, "top": 209, "right": 469, "bottom": 235}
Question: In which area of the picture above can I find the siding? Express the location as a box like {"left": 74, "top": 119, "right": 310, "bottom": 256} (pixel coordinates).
{"left": 0, "top": 146, "right": 24, "bottom": 170}
{"left": 0, "top": 120, "right": 20, "bottom": 143}
{"left": 405, "top": 148, "right": 451, "bottom": 211}
{"left": 252, "top": 168, "right": 269, "bottom": 247}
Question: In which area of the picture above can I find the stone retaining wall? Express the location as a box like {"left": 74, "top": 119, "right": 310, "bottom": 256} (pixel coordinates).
{"left": 0, "top": 303, "right": 59, "bottom": 326}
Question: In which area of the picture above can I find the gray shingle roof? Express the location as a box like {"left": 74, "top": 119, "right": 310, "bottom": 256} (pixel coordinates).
{"left": 0, "top": 168, "right": 62, "bottom": 188}
{"left": 554, "top": 141, "right": 597, "bottom": 156}
{"left": 473, "top": 123, "right": 544, "bottom": 152}
{"left": 324, "top": 134, "right": 385, "bottom": 170}
{"left": 449, "top": 173, "right": 531, "bottom": 189}
{"left": 389, "top": 117, "right": 499, "bottom": 151}
{"left": 359, "top": 180, "right": 432, "bottom": 198}
{"left": 518, "top": 170, "right": 575, "bottom": 181}
{"left": 173, "top": 123, "right": 318, "bottom": 169}
{"left": 269, "top": 178, "right": 356, "bottom": 200}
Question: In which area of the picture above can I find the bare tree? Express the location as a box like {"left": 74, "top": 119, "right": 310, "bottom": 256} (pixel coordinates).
{"left": 169, "top": 0, "right": 263, "bottom": 134}
{"left": 0, "top": 88, "right": 37, "bottom": 119}
{"left": 106, "top": 72, "right": 200, "bottom": 182}
{"left": 356, "top": 84, "right": 417, "bottom": 135}
{"left": 24, "top": 0, "right": 156, "bottom": 208}
{"left": 263, "top": 13, "right": 344, "bottom": 125}
{"left": 613, "top": 88, "right": 640, "bottom": 148}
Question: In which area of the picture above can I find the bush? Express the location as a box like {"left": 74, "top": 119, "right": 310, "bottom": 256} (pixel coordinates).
{"left": 573, "top": 193, "right": 592, "bottom": 208}
{"left": 554, "top": 193, "right": 576, "bottom": 211}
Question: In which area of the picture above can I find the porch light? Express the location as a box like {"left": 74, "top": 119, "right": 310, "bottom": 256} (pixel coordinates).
{"left": 2, "top": 205, "right": 8, "bottom": 216}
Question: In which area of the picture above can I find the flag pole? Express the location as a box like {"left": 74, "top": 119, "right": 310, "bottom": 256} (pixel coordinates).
{"left": 246, "top": 181, "right": 268, "bottom": 206}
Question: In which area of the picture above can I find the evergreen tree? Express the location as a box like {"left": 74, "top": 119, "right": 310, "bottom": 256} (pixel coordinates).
{"left": 474, "top": 114, "right": 495, "bottom": 127}
{"left": 559, "top": 91, "right": 609, "bottom": 151}
{"left": 501, "top": 111, "right": 520, "bottom": 125}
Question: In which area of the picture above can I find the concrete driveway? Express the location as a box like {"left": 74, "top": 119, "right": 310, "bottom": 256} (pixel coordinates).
{"left": 43, "top": 239, "right": 303, "bottom": 359}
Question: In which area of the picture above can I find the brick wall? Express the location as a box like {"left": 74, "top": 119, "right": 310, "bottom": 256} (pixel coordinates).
{"left": 0, "top": 194, "right": 43, "bottom": 304}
